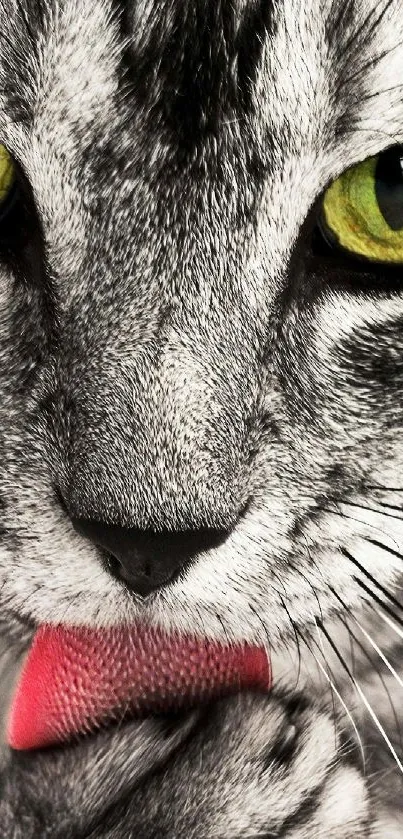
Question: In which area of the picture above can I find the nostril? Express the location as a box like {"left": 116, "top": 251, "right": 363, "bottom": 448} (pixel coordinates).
{"left": 70, "top": 517, "right": 232, "bottom": 599}
{"left": 104, "top": 550, "right": 179, "bottom": 598}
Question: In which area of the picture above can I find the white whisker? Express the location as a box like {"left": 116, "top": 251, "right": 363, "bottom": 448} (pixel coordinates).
{"left": 309, "top": 645, "right": 366, "bottom": 772}
{"left": 376, "top": 609, "right": 403, "bottom": 641}
{"left": 311, "top": 615, "right": 366, "bottom": 771}
{"left": 352, "top": 615, "right": 403, "bottom": 690}
{"left": 353, "top": 679, "right": 403, "bottom": 775}
{"left": 317, "top": 618, "right": 403, "bottom": 776}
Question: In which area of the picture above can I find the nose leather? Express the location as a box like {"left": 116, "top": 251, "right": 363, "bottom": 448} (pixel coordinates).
{"left": 72, "top": 518, "right": 229, "bottom": 598}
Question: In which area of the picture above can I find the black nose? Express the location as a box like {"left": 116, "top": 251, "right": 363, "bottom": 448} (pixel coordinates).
{"left": 72, "top": 519, "right": 229, "bottom": 598}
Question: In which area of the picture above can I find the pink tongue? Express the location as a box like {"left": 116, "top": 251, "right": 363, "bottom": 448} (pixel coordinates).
{"left": 7, "top": 624, "right": 271, "bottom": 751}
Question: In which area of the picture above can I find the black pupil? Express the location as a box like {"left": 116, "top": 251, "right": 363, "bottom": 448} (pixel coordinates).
{"left": 375, "top": 146, "right": 403, "bottom": 231}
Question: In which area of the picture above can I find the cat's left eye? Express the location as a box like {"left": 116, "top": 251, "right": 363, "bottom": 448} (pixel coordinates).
{"left": 319, "top": 145, "right": 403, "bottom": 264}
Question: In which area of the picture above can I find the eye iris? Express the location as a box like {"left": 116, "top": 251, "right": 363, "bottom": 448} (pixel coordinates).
{"left": 375, "top": 147, "right": 403, "bottom": 231}
{"left": 0, "top": 144, "right": 14, "bottom": 204}
{"left": 321, "top": 147, "right": 403, "bottom": 264}
{"left": 322, "top": 158, "right": 379, "bottom": 255}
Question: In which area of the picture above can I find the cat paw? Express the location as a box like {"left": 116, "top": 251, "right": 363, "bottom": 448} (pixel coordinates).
{"left": 152, "top": 691, "right": 371, "bottom": 838}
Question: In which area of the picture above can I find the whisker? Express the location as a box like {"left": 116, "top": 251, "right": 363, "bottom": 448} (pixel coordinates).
{"left": 317, "top": 505, "right": 403, "bottom": 553}
{"left": 287, "top": 559, "right": 325, "bottom": 622}
{"left": 364, "top": 484, "right": 403, "bottom": 493}
{"left": 342, "top": 547, "right": 403, "bottom": 614}
{"left": 354, "top": 576, "right": 403, "bottom": 631}
{"left": 331, "top": 599, "right": 403, "bottom": 754}
{"left": 365, "top": 536, "right": 403, "bottom": 563}
{"left": 216, "top": 611, "right": 230, "bottom": 641}
{"left": 376, "top": 609, "right": 403, "bottom": 641}
{"left": 248, "top": 601, "right": 273, "bottom": 658}
{"left": 317, "top": 621, "right": 403, "bottom": 776}
{"left": 278, "top": 595, "right": 303, "bottom": 690}
{"left": 343, "top": 501, "right": 403, "bottom": 523}
{"left": 351, "top": 614, "right": 403, "bottom": 691}
{"left": 378, "top": 502, "right": 403, "bottom": 513}
{"left": 298, "top": 624, "right": 365, "bottom": 770}
{"left": 329, "top": 584, "right": 401, "bottom": 685}
{"left": 312, "top": 614, "right": 339, "bottom": 752}
{"left": 353, "top": 684, "right": 403, "bottom": 772}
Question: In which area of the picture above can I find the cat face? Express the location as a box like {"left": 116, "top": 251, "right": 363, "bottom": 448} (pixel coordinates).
{"left": 0, "top": 0, "right": 402, "bottom": 655}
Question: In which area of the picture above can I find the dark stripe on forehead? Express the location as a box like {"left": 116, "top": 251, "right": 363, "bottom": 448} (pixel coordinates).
{"left": 325, "top": 0, "right": 356, "bottom": 46}
{"left": 0, "top": 0, "right": 49, "bottom": 124}
{"left": 116, "top": 0, "right": 275, "bottom": 148}
{"left": 0, "top": 0, "right": 120, "bottom": 132}
{"left": 237, "top": 0, "right": 274, "bottom": 110}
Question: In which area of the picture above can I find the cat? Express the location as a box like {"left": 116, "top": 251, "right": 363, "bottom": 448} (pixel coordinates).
{"left": 0, "top": 0, "right": 403, "bottom": 835}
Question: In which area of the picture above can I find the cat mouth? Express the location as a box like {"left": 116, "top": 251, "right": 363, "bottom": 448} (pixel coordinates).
{"left": 7, "top": 622, "right": 272, "bottom": 751}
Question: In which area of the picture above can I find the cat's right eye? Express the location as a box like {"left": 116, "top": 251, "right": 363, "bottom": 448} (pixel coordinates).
{"left": 319, "top": 146, "right": 403, "bottom": 264}
{"left": 0, "top": 144, "right": 16, "bottom": 216}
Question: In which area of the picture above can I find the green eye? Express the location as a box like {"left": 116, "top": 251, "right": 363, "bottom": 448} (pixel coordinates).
{"left": 321, "top": 146, "right": 403, "bottom": 264}
{"left": 0, "top": 144, "right": 15, "bottom": 206}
